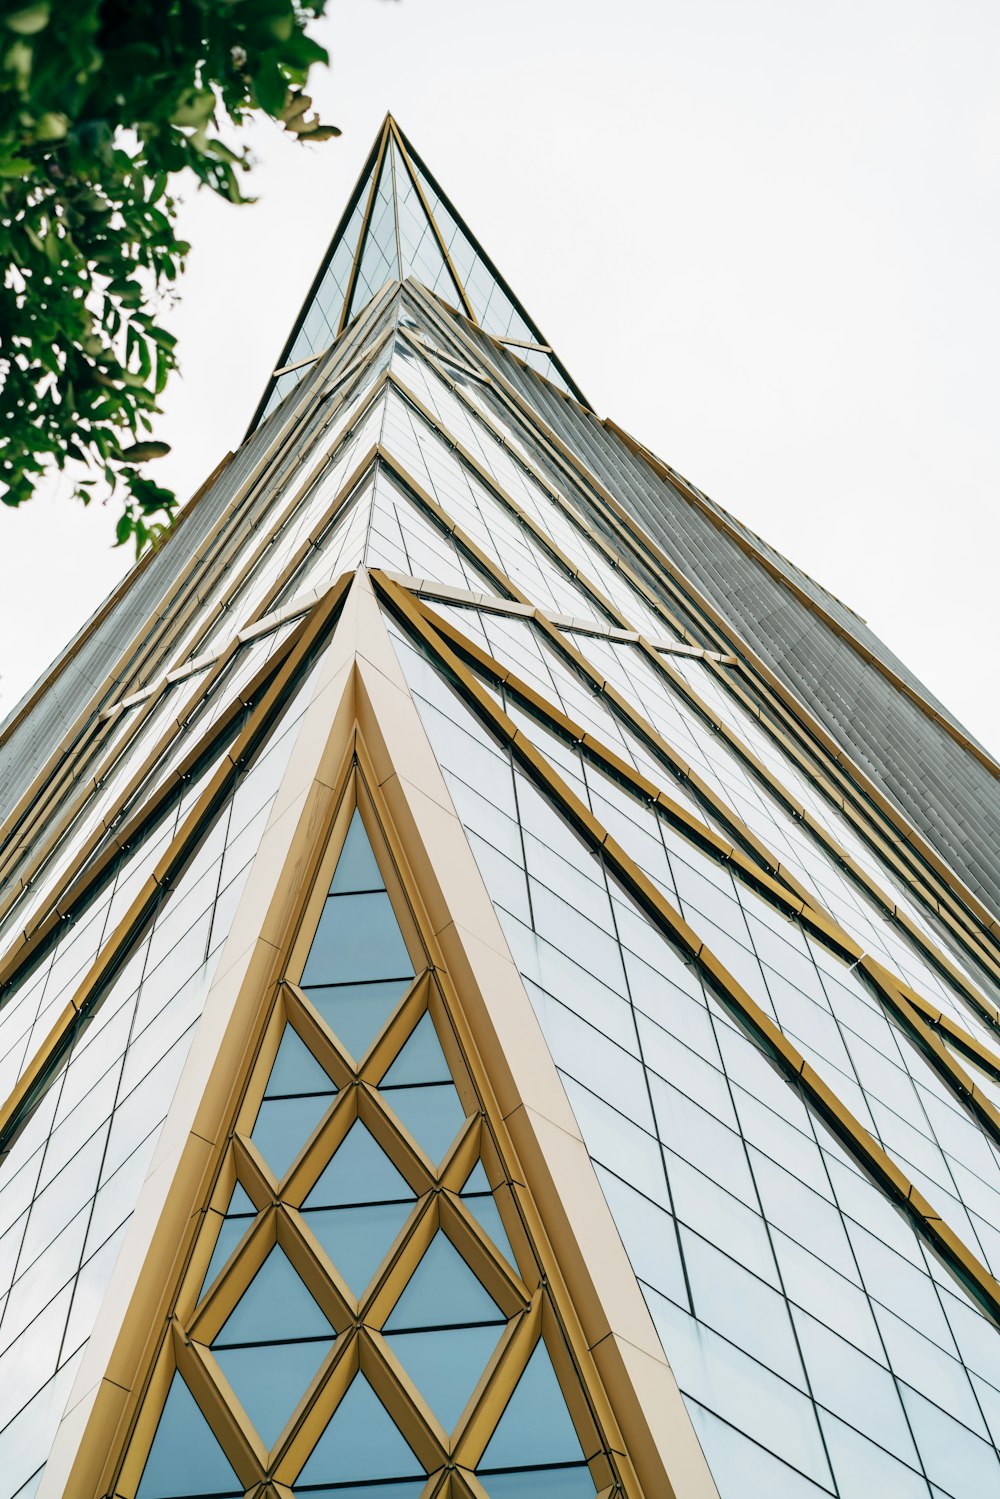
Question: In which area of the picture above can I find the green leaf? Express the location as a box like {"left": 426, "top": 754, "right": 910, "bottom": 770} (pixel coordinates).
{"left": 116, "top": 441, "right": 171, "bottom": 462}
{"left": 171, "top": 88, "right": 216, "bottom": 128}
{"left": 115, "top": 512, "right": 132, "bottom": 546}
{"left": 4, "top": 3, "right": 50, "bottom": 36}
{"left": 33, "top": 112, "right": 68, "bottom": 141}
{"left": 252, "top": 58, "right": 288, "bottom": 116}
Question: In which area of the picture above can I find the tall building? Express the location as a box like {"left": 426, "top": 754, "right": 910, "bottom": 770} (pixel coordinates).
{"left": 1, "top": 115, "right": 999, "bottom": 1499}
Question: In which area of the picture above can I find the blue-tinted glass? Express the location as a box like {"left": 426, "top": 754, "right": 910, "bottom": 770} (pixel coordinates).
{"left": 252, "top": 1095, "right": 332, "bottom": 1179}
{"left": 330, "top": 811, "right": 385, "bottom": 894}
{"left": 478, "top": 1469, "right": 595, "bottom": 1499}
{"left": 385, "top": 1324, "right": 504, "bottom": 1432}
{"left": 385, "top": 1232, "right": 502, "bottom": 1330}
{"left": 462, "top": 1162, "right": 491, "bottom": 1194}
{"left": 381, "top": 1013, "right": 451, "bottom": 1085}
{"left": 384, "top": 1082, "right": 465, "bottom": 1163}
{"left": 304, "top": 1122, "right": 414, "bottom": 1208}
{"left": 464, "top": 1194, "right": 517, "bottom": 1269}
{"left": 295, "top": 1487, "right": 426, "bottom": 1499}
{"left": 305, "top": 978, "right": 411, "bottom": 1061}
{"left": 302, "top": 892, "right": 413, "bottom": 986}
{"left": 479, "top": 1341, "right": 585, "bottom": 1471}
{"left": 304, "top": 1202, "right": 413, "bottom": 1297}
{"left": 228, "top": 1183, "right": 255, "bottom": 1215}
{"left": 215, "top": 1339, "right": 330, "bottom": 1449}
{"left": 136, "top": 1372, "right": 242, "bottom": 1498}
{"left": 215, "top": 1247, "right": 333, "bottom": 1346}
{"left": 265, "top": 1026, "right": 336, "bottom": 1098}
{"left": 296, "top": 1373, "right": 423, "bottom": 1485}
{"left": 199, "top": 1219, "right": 252, "bottom": 1304}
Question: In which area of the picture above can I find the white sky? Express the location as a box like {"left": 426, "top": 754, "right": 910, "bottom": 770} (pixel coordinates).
{"left": 2, "top": 0, "right": 998, "bottom": 760}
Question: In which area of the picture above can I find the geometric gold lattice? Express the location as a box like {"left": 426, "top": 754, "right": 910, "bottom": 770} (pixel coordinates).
{"left": 111, "top": 773, "right": 628, "bottom": 1499}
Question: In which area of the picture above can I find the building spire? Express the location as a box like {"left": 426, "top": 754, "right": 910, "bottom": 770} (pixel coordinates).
{"left": 251, "top": 116, "right": 585, "bottom": 427}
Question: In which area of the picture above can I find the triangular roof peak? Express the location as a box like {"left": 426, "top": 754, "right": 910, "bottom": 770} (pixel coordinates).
{"left": 251, "top": 115, "right": 584, "bottom": 426}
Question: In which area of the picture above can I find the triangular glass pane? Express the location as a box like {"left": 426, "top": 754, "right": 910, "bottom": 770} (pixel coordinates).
{"left": 229, "top": 1183, "right": 255, "bottom": 1215}
{"left": 297, "top": 1372, "right": 424, "bottom": 1485}
{"left": 330, "top": 809, "right": 385, "bottom": 893}
{"left": 381, "top": 1012, "right": 451, "bottom": 1086}
{"left": 384, "top": 1081, "right": 465, "bottom": 1164}
{"left": 478, "top": 1341, "right": 586, "bottom": 1472}
{"left": 462, "top": 1162, "right": 491, "bottom": 1195}
{"left": 384, "top": 1232, "right": 502, "bottom": 1331}
{"left": 390, "top": 140, "right": 459, "bottom": 308}
{"left": 198, "top": 1185, "right": 257, "bottom": 1303}
{"left": 257, "top": 174, "right": 369, "bottom": 421}
{"left": 303, "top": 1200, "right": 413, "bottom": 1299}
{"left": 464, "top": 1193, "right": 518, "bottom": 1272}
{"left": 214, "top": 1338, "right": 330, "bottom": 1450}
{"left": 214, "top": 1246, "right": 333, "bottom": 1346}
{"left": 304, "top": 1121, "right": 415, "bottom": 1208}
{"left": 385, "top": 1324, "right": 504, "bottom": 1433}
{"left": 136, "top": 1371, "right": 242, "bottom": 1498}
{"left": 348, "top": 151, "right": 400, "bottom": 322}
{"left": 304, "top": 977, "right": 411, "bottom": 1061}
{"left": 265, "top": 1025, "right": 336, "bottom": 1098}
{"left": 251, "top": 1094, "right": 332, "bottom": 1180}
{"left": 301, "top": 889, "right": 413, "bottom": 987}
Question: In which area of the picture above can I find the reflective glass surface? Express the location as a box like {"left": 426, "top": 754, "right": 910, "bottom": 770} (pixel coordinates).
{"left": 394, "top": 620, "right": 1000, "bottom": 1499}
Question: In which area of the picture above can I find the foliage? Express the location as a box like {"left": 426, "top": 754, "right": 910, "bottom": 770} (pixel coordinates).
{"left": 0, "top": 0, "right": 337, "bottom": 553}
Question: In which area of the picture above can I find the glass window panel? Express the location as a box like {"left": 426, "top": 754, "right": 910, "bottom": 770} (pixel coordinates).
{"left": 462, "top": 1192, "right": 518, "bottom": 1270}
{"left": 477, "top": 1472, "right": 595, "bottom": 1499}
{"left": 214, "top": 1338, "right": 329, "bottom": 1450}
{"left": 382, "top": 1081, "right": 465, "bottom": 1164}
{"left": 384, "top": 1233, "right": 502, "bottom": 1330}
{"left": 478, "top": 1340, "right": 586, "bottom": 1471}
{"left": 792, "top": 1309, "right": 918, "bottom": 1465}
{"left": 136, "top": 1371, "right": 242, "bottom": 1498}
{"left": 303, "top": 1201, "right": 413, "bottom": 1299}
{"left": 264, "top": 1026, "right": 336, "bottom": 1099}
{"left": 385, "top": 1323, "right": 504, "bottom": 1433}
{"left": 685, "top": 1397, "right": 834, "bottom": 1499}
{"left": 647, "top": 1289, "right": 832, "bottom": 1486}
{"left": 818, "top": 1410, "right": 930, "bottom": 1499}
{"left": 304, "top": 978, "right": 411, "bottom": 1061}
{"left": 302, "top": 892, "right": 413, "bottom": 986}
{"left": 198, "top": 1199, "right": 256, "bottom": 1303}
{"left": 381, "top": 1013, "right": 451, "bottom": 1086}
{"left": 296, "top": 1373, "right": 423, "bottom": 1486}
{"left": 899, "top": 1383, "right": 999, "bottom": 1495}
{"left": 304, "top": 1122, "right": 414, "bottom": 1209}
{"left": 593, "top": 1165, "right": 687, "bottom": 1307}
{"left": 251, "top": 1094, "right": 332, "bottom": 1180}
{"left": 329, "top": 810, "right": 385, "bottom": 894}
{"left": 214, "top": 1246, "right": 332, "bottom": 1346}
{"left": 680, "top": 1226, "right": 805, "bottom": 1386}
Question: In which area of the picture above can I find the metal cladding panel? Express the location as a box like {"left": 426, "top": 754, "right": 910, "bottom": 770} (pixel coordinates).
{"left": 0, "top": 378, "right": 314, "bottom": 816}
{"left": 461, "top": 329, "right": 1000, "bottom": 922}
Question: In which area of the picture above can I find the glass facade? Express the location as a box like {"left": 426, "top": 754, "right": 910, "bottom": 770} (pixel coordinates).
{"left": 127, "top": 802, "right": 606, "bottom": 1497}
{"left": 255, "top": 118, "right": 585, "bottom": 425}
{"left": 2, "top": 117, "right": 998, "bottom": 1499}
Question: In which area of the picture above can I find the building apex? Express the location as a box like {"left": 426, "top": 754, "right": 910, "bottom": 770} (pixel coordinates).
{"left": 251, "top": 115, "right": 585, "bottom": 428}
